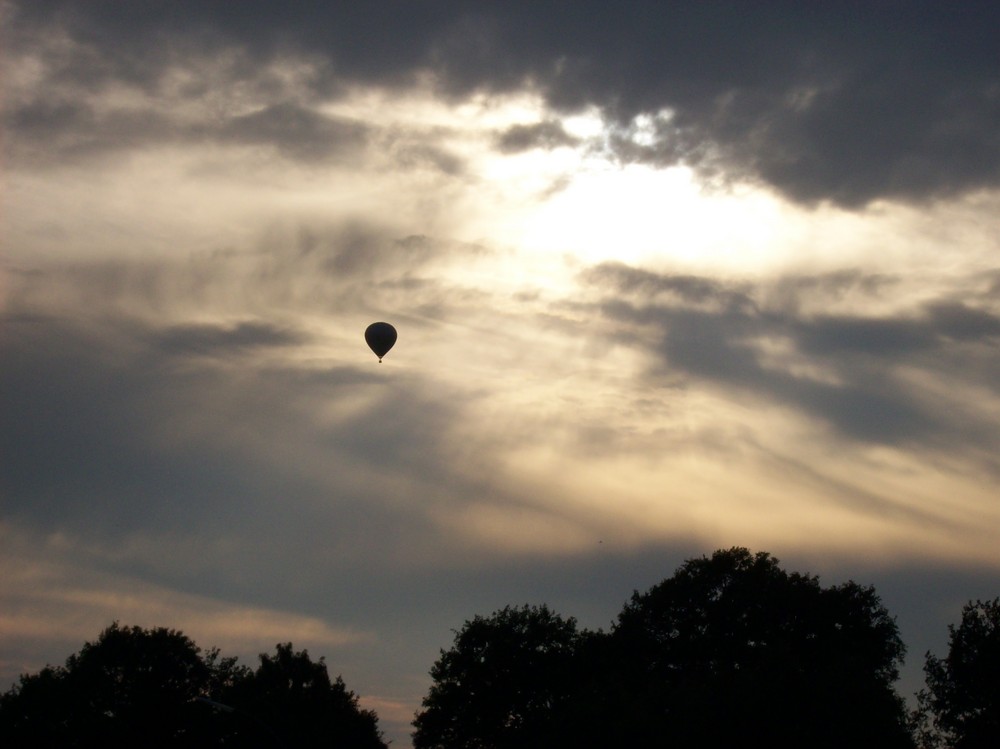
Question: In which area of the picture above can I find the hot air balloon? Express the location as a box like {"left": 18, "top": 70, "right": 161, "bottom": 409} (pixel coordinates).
{"left": 365, "top": 322, "right": 397, "bottom": 362}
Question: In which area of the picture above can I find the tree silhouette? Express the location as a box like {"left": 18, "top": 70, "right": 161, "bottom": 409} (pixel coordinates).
{"left": 599, "top": 547, "right": 915, "bottom": 748}
{"left": 412, "top": 548, "right": 917, "bottom": 749}
{"left": 0, "top": 623, "right": 386, "bottom": 749}
{"left": 226, "top": 643, "right": 386, "bottom": 749}
{"left": 916, "top": 598, "right": 1000, "bottom": 749}
{"left": 412, "top": 604, "right": 581, "bottom": 749}
{"left": 0, "top": 623, "right": 214, "bottom": 747}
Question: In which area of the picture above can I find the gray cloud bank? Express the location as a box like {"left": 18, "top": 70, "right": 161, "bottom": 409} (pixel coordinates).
{"left": 582, "top": 261, "right": 1000, "bottom": 458}
{"left": 0, "top": 227, "right": 557, "bottom": 559}
{"left": 5, "top": 241, "right": 1000, "bottom": 556}
{"left": 5, "top": 0, "right": 1000, "bottom": 206}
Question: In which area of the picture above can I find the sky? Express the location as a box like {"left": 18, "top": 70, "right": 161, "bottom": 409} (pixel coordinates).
{"left": 2, "top": 1, "right": 1000, "bottom": 744}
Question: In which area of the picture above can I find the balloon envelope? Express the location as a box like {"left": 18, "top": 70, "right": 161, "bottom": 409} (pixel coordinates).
{"left": 365, "top": 322, "right": 397, "bottom": 361}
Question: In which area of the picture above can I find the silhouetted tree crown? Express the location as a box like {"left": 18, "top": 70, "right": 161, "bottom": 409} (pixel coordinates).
{"left": 413, "top": 548, "right": 916, "bottom": 749}
{"left": 604, "top": 547, "right": 914, "bottom": 748}
{"left": 412, "top": 604, "right": 580, "bottom": 749}
{"left": 0, "top": 623, "right": 386, "bottom": 749}
{"left": 917, "top": 598, "right": 1000, "bottom": 749}
{"left": 233, "top": 643, "right": 385, "bottom": 749}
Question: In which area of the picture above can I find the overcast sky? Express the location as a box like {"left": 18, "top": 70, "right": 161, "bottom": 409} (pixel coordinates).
{"left": 3, "top": 1, "right": 1000, "bottom": 744}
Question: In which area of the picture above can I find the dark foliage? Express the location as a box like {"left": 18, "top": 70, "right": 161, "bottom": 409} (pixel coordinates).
{"left": 916, "top": 598, "right": 1000, "bottom": 749}
{"left": 597, "top": 547, "right": 914, "bottom": 748}
{"left": 0, "top": 623, "right": 386, "bottom": 749}
{"left": 413, "top": 548, "right": 916, "bottom": 749}
{"left": 412, "top": 604, "right": 581, "bottom": 749}
{"left": 225, "top": 643, "right": 385, "bottom": 749}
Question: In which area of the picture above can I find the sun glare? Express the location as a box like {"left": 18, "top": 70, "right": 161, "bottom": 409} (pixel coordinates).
{"left": 317, "top": 88, "right": 802, "bottom": 278}
{"left": 510, "top": 162, "right": 792, "bottom": 274}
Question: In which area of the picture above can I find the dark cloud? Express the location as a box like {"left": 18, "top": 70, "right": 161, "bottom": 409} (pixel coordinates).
{"left": 383, "top": 139, "right": 466, "bottom": 175}
{"left": 3, "top": 97, "right": 179, "bottom": 163}
{"left": 7, "top": 1, "right": 999, "bottom": 204}
{"left": 762, "top": 270, "right": 899, "bottom": 313}
{"left": 793, "top": 316, "right": 934, "bottom": 356}
{"left": 221, "top": 103, "right": 369, "bottom": 162}
{"left": 584, "top": 262, "right": 1000, "bottom": 452}
{"left": 495, "top": 120, "right": 579, "bottom": 154}
{"left": 13, "top": 225, "right": 482, "bottom": 322}
{"left": 284, "top": 228, "right": 480, "bottom": 287}
{"left": 3, "top": 94, "right": 373, "bottom": 167}
{"left": 0, "top": 313, "right": 458, "bottom": 549}
{"left": 926, "top": 301, "right": 1000, "bottom": 341}
{"left": 151, "top": 320, "right": 306, "bottom": 356}
{"left": 582, "top": 261, "right": 755, "bottom": 311}
{"left": 0, "top": 224, "right": 512, "bottom": 554}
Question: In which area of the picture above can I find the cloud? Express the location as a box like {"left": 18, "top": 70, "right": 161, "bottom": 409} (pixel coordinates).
{"left": 1, "top": 536, "right": 370, "bottom": 652}
{"left": 0, "top": 312, "right": 445, "bottom": 538}
{"left": 0, "top": 231, "right": 582, "bottom": 579}
{"left": 581, "top": 261, "right": 755, "bottom": 311}
{"left": 582, "top": 261, "right": 1000, "bottom": 457}
{"left": 0, "top": 522, "right": 372, "bottom": 694}
{"left": 2, "top": 222, "right": 486, "bottom": 327}
{"left": 8, "top": 1, "right": 998, "bottom": 205}
{"left": 3, "top": 81, "right": 372, "bottom": 167}
{"left": 926, "top": 301, "right": 1000, "bottom": 342}
{"left": 151, "top": 320, "right": 306, "bottom": 356}
{"left": 495, "top": 120, "right": 580, "bottom": 154}
{"left": 220, "top": 103, "right": 370, "bottom": 162}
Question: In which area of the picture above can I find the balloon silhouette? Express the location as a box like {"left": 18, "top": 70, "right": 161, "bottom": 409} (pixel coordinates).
{"left": 365, "top": 322, "right": 397, "bottom": 362}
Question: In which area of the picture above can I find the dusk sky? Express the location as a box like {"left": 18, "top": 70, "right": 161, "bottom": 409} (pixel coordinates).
{"left": 3, "top": 2, "right": 1000, "bottom": 744}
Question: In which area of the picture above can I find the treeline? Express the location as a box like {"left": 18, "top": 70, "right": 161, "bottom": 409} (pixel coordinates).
{"left": 416, "top": 547, "right": 912, "bottom": 748}
{"left": 0, "top": 624, "right": 386, "bottom": 748}
{"left": 2, "top": 548, "right": 998, "bottom": 748}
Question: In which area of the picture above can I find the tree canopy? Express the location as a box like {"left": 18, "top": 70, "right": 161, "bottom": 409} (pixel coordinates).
{"left": 412, "top": 604, "right": 581, "bottom": 749}
{"left": 230, "top": 642, "right": 386, "bottom": 749}
{"left": 0, "top": 623, "right": 386, "bottom": 749}
{"left": 413, "top": 548, "right": 916, "bottom": 749}
{"left": 917, "top": 598, "right": 1000, "bottom": 749}
{"left": 604, "top": 547, "right": 914, "bottom": 748}
{"left": 5, "top": 552, "right": 995, "bottom": 749}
